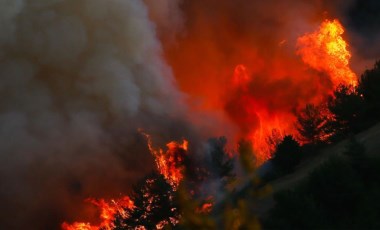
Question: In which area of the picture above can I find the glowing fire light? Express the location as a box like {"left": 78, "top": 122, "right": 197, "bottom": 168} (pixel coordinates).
{"left": 62, "top": 132, "right": 187, "bottom": 229}
{"left": 227, "top": 64, "right": 290, "bottom": 163}
{"left": 63, "top": 18, "right": 359, "bottom": 229}
{"left": 61, "top": 197, "right": 133, "bottom": 230}
{"left": 141, "top": 131, "right": 188, "bottom": 188}
{"left": 61, "top": 222, "right": 95, "bottom": 230}
{"left": 196, "top": 202, "right": 213, "bottom": 213}
{"left": 233, "top": 64, "right": 251, "bottom": 87}
{"left": 226, "top": 19, "right": 357, "bottom": 162}
{"left": 297, "top": 19, "right": 357, "bottom": 87}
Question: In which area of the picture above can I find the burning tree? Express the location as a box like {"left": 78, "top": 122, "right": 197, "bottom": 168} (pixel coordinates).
{"left": 113, "top": 172, "right": 179, "bottom": 230}
{"left": 61, "top": 197, "right": 134, "bottom": 230}
{"left": 141, "top": 131, "right": 189, "bottom": 189}
{"left": 296, "top": 104, "right": 331, "bottom": 145}
{"left": 60, "top": 15, "right": 365, "bottom": 230}
{"left": 326, "top": 60, "right": 380, "bottom": 140}
{"left": 327, "top": 85, "right": 366, "bottom": 139}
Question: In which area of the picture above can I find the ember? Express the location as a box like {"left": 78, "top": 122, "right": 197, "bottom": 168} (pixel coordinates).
{"left": 62, "top": 197, "right": 133, "bottom": 230}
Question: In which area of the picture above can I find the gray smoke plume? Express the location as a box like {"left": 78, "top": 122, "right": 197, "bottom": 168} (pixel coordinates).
{"left": 143, "top": 0, "right": 184, "bottom": 41}
{"left": 0, "top": 0, "right": 191, "bottom": 229}
{"left": 2, "top": 0, "right": 379, "bottom": 229}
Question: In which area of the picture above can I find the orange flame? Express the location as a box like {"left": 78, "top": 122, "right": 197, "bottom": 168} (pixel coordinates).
{"left": 61, "top": 222, "right": 95, "bottom": 230}
{"left": 141, "top": 131, "right": 188, "bottom": 188}
{"left": 62, "top": 132, "right": 187, "bottom": 229}
{"left": 61, "top": 196, "right": 133, "bottom": 230}
{"left": 227, "top": 65, "right": 292, "bottom": 162}
{"left": 196, "top": 202, "right": 213, "bottom": 213}
{"left": 63, "top": 18, "right": 359, "bottom": 229}
{"left": 225, "top": 19, "right": 357, "bottom": 162}
{"left": 297, "top": 19, "right": 357, "bottom": 87}
{"left": 233, "top": 64, "right": 251, "bottom": 87}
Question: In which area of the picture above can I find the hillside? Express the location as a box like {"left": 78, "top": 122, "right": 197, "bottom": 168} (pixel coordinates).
{"left": 255, "top": 123, "right": 380, "bottom": 217}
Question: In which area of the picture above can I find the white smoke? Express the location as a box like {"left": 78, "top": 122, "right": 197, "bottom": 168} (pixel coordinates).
{"left": 143, "top": 0, "right": 184, "bottom": 41}
{"left": 0, "top": 0, "right": 188, "bottom": 229}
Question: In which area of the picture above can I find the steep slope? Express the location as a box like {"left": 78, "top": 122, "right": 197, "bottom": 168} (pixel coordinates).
{"left": 255, "top": 123, "right": 380, "bottom": 217}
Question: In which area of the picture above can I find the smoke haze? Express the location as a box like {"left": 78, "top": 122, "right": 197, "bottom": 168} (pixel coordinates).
{"left": 157, "top": 0, "right": 380, "bottom": 159}
{"left": 1, "top": 0, "right": 380, "bottom": 229}
{"left": 0, "top": 0, "right": 191, "bottom": 229}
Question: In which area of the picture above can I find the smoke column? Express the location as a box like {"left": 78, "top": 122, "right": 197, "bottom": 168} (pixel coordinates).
{"left": 0, "top": 0, "right": 191, "bottom": 229}
{"left": 1, "top": 0, "right": 379, "bottom": 229}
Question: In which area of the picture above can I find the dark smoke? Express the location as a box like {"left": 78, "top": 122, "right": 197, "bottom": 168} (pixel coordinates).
{"left": 1, "top": 0, "right": 379, "bottom": 229}
{"left": 339, "top": 0, "right": 380, "bottom": 73}
{"left": 0, "top": 0, "right": 192, "bottom": 229}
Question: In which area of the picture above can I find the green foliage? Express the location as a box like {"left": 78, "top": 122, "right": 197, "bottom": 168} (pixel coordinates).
{"left": 271, "top": 135, "right": 302, "bottom": 174}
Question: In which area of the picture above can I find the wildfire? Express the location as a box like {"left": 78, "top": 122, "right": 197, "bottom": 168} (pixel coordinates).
{"left": 61, "top": 222, "right": 95, "bottom": 230}
{"left": 225, "top": 19, "right": 357, "bottom": 162}
{"left": 62, "top": 17, "right": 360, "bottom": 229}
{"left": 62, "top": 132, "right": 187, "bottom": 230}
{"left": 141, "top": 131, "right": 188, "bottom": 188}
{"left": 297, "top": 19, "right": 357, "bottom": 87}
{"left": 226, "top": 64, "right": 292, "bottom": 162}
{"left": 233, "top": 64, "right": 251, "bottom": 87}
{"left": 196, "top": 202, "right": 213, "bottom": 213}
{"left": 61, "top": 197, "right": 133, "bottom": 230}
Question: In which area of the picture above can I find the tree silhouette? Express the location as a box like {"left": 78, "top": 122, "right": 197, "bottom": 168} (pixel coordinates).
{"left": 205, "top": 137, "right": 234, "bottom": 181}
{"left": 266, "top": 138, "right": 380, "bottom": 229}
{"left": 358, "top": 60, "right": 380, "bottom": 121}
{"left": 327, "top": 85, "right": 366, "bottom": 139}
{"left": 114, "top": 172, "right": 178, "bottom": 229}
{"left": 271, "top": 135, "right": 302, "bottom": 173}
{"left": 296, "top": 104, "right": 330, "bottom": 145}
{"left": 266, "top": 129, "right": 283, "bottom": 158}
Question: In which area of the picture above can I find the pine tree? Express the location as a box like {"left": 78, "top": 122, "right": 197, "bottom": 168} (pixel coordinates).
{"left": 272, "top": 135, "right": 302, "bottom": 173}
{"left": 206, "top": 137, "right": 234, "bottom": 180}
{"left": 114, "top": 172, "right": 179, "bottom": 229}
{"left": 358, "top": 60, "right": 380, "bottom": 121}
{"left": 327, "top": 85, "right": 366, "bottom": 138}
{"left": 296, "top": 104, "right": 330, "bottom": 145}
